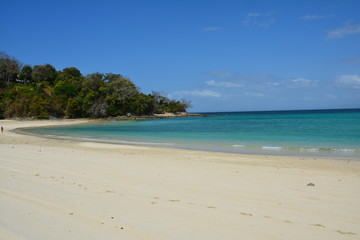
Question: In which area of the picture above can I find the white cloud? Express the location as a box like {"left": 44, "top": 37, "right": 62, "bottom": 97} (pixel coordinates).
{"left": 266, "top": 82, "right": 281, "bottom": 87}
{"left": 207, "top": 72, "right": 279, "bottom": 84}
{"left": 206, "top": 80, "right": 243, "bottom": 88}
{"left": 242, "top": 12, "right": 275, "bottom": 28}
{"left": 291, "top": 78, "right": 311, "bottom": 84}
{"left": 301, "top": 14, "right": 335, "bottom": 20}
{"left": 174, "top": 89, "right": 221, "bottom": 98}
{"left": 257, "top": 19, "right": 276, "bottom": 28}
{"left": 336, "top": 74, "right": 360, "bottom": 89}
{"left": 242, "top": 19, "right": 275, "bottom": 28}
{"left": 248, "top": 12, "right": 262, "bottom": 17}
{"left": 327, "top": 24, "right": 360, "bottom": 39}
{"left": 204, "top": 72, "right": 286, "bottom": 92}
{"left": 287, "top": 77, "right": 317, "bottom": 88}
{"left": 205, "top": 71, "right": 233, "bottom": 78}
{"left": 203, "top": 27, "right": 222, "bottom": 32}
{"left": 247, "top": 12, "right": 272, "bottom": 17}
{"left": 338, "top": 57, "right": 360, "bottom": 65}
{"left": 244, "top": 92, "right": 264, "bottom": 97}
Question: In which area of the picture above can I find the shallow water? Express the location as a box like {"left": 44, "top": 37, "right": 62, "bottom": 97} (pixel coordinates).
{"left": 21, "top": 109, "right": 360, "bottom": 158}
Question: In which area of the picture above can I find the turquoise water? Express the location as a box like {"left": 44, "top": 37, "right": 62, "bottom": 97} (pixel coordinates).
{"left": 21, "top": 109, "right": 360, "bottom": 158}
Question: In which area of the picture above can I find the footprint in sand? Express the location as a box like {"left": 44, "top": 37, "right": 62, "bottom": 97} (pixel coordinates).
{"left": 239, "top": 212, "right": 253, "bottom": 216}
{"left": 207, "top": 206, "right": 216, "bottom": 209}
{"left": 337, "top": 230, "right": 356, "bottom": 235}
{"left": 311, "top": 224, "right": 325, "bottom": 228}
{"left": 168, "top": 200, "right": 180, "bottom": 202}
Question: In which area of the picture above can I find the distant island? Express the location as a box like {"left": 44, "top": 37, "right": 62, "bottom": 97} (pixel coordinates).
{"left": 0, "top": 52, "right": 191, "bottom": 119}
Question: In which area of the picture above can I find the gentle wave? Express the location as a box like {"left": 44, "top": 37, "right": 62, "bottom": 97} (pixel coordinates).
{"left": 15, "top": 130, "right": 175, "bottom": 147}
{"left": 233, "top": 144, "right": 359, "bottom": 153}
{"left": 77, "top": 137, "right": 175, "bottom": 146}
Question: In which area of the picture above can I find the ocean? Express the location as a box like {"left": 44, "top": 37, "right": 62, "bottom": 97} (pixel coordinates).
{"left": 20, "top": 109, "right": 360, "bottom": 158}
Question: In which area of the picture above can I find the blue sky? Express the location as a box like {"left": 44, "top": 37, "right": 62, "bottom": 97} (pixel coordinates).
{"left": 1, "top": 0, "right": 360, "bottom": 112}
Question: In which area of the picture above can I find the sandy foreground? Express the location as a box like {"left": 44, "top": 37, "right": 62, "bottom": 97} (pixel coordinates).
{"left": 0, "top": 120, "right": 359, "bottom": 240}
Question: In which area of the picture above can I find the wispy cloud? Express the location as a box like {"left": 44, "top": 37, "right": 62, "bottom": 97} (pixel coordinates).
{"left": 209, "top": 73, "right": 318, "bottom": 90}
{"left": 205, "top": 71, "right": 278, "bottom": 83}
{"left": 300, "top": 14, "right": 335, "bottom": 20}
{"left": 338, "top": 57, "right": 360, "bottom": 65}
{"left": 247, "top": 12, "right": 268, "bottom": 17}
{"left": 206, "top": 80, "right": 243, "bottom": 88}
{"left": 242, "top": 12, "right": 275, "bottom": 28}
{"left": 205, "top": 71, "right": 234, "bottom": 78}
{"left": 205, "top": 72, "right": 282, "bottom": 91}
{"left": 291, "top": 78, "right": 311, "bottom": 84}
{"left": 244, "top": 92, "right": 265, "bottom": 97}
{"left": 327, "top": 23, "right": 360, "bottom": 39}
{"left": 173, "top": 89, "right": 221, "bottom": 98}
{"left": 203, "top": 27, "right": 222, "bottom": 32}
{"left": 336, "top": 74, "right": 360, "bottom": 89}
{"left": 287, "top": 77, "right": 318, "bottom": 88}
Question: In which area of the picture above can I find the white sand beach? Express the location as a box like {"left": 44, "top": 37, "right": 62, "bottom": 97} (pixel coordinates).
{"left": 0, "top": 120, "right": 359, "bottom": 240}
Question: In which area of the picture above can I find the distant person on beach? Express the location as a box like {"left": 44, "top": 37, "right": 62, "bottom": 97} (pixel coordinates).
{"left": 1, "top": 126, "right": 3, "bottom": 133}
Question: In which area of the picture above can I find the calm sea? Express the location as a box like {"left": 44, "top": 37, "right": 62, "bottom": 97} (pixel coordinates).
{"left": 21, "top": 109, "right": 360, "bottom": 158}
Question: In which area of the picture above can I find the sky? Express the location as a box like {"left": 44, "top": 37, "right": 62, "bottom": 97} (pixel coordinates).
{"left": 1, "top": 0, "right": 360, "bottom": 112}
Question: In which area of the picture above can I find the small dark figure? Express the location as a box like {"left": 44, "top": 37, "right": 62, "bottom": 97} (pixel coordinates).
{"left": 1, "top": 126, "right": 3, "bottom": 133}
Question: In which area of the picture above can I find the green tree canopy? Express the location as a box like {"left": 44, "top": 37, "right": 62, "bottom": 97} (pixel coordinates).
{"left": 105, "top": 74, "right": 139, "bottom": 100}
{"left": 82, "top": 73, "right": 105, "bottom": 91}
{"left": 63, "top": 67, "right": 81, "bottom": 78}
{"left": 0, "top": 52, "right": 22, "bottom": 87}
{"left": 32, "top": 64, "right": 57, "bottom": 87}
{"left": 0, "top": 52, "right": 191, "bottom": 119}
{"left": 18, "top": 65, "right": 33, "bottom": 84}
{"left": 54, "top": 81, "right": 78, "bottom": 98}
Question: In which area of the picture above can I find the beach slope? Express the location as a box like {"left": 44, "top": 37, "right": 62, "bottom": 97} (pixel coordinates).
{"left": 0, "top": 120, "right": 359, "bottom": 240}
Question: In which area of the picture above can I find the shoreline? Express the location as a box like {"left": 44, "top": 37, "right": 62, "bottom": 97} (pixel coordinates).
{"left": 1, "top": 119, "right": 360, "bottom": 239}
{"left": 3, "top": 119, "right": 359, "bottom": 170}
{"left": 4, "top": 112, "right": 206, "bottom": 121}
{"left": 12, "top": 118, "right": 360, "bottom": 160}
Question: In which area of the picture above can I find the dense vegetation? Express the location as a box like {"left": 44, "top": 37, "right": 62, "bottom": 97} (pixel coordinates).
{"left": 0, "top": 52, "right": 191, "bottom": 119}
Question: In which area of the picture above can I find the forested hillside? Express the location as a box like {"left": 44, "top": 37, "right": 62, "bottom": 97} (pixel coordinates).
{"left": 0, "top": 52, "right": 191, "bottom": 119}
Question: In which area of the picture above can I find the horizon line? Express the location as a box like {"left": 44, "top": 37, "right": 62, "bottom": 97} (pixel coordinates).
{"left": 194, "top": 107, "right": 360, "bottom": 114}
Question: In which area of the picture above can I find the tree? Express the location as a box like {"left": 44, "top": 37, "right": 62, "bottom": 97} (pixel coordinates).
{"left": 89, "top": 100, "right": 108, "bottom": 117}
{"left": 105, "top": 74, "right": 139, "bottom": 101}
{"left": 55, "top": 67, "right": 83, "bottom": 87}
{"left": 82, "top": 73, "right": 105, "bottom": 91}
{"left": 102, "top": 74, "right": 140, "bottom": 116}
{"left": 0, "top": 52, "right": 22, "bottom": 87}
{"left": 180, "top": 98, "right": 192, "bottom": 111}
{"left": 63, "top": 67, "right": 81, "bottom": 78}
{"left": 32, "top": 64, "right": 57, "bottom": 87}
{"left": 0, "top": 53, "right": 192, "bottom": 118}
{"left": 18, "top": 65, "right": 33, "bottom": 84}
{"left": 65, "top": 97, "right": 83, "bottom": 118}
{"left": 53, "top": 81, "right": 77, "bottom": 98}
{"left": 104, "top": 73, "right": 122, "bottom": 82}
{"left": 131, "top": 94, "right": 155, "bottom": 115}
